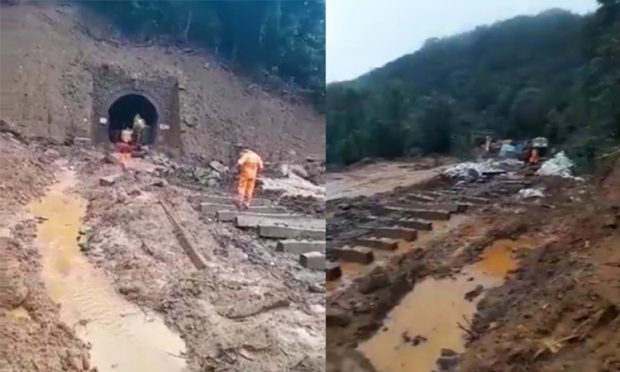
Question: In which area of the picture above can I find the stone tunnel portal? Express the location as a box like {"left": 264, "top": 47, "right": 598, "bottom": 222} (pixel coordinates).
{"left": 107, "top": 94, "right": 158, "bottom": 144}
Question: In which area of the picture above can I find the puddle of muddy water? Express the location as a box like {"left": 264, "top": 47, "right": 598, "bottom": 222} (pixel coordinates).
{"left": 30, "top": 170, "right": 187, "bottom": 372}
{"left": 359, "top": 237, "right": 529, "bottom": 372}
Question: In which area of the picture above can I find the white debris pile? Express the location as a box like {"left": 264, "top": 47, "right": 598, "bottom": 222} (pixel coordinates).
{"left": 493, "top": 158, "right": 523, "bottom": 167}
{"left": 442, "top": 161, "right": 503, "bottom": 181}
{"left": 260, "top": 173, "right": 325, "bottom": 199}
{"left": 518, "top": 188, "right": 545, "bottom": 199}
{"left": 536, "top": 151, "right": 581, "bottom": 179}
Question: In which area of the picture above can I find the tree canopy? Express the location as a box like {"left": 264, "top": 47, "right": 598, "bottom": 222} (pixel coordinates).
{"left": 78, "top": 0, "right": 325, "bottom": 109}
{"left": 327, "top": 4, "right": 620, "bottom": 168}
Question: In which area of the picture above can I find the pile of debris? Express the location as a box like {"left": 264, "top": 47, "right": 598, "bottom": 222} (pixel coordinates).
{"left": 536, "top": 151, "right": 582, "bottom": 180}
{"left": 442, "top": 160, "right": 505, "bottom": 182}
{"left": 149, "top": 153, "right": 231, "bottom": 188}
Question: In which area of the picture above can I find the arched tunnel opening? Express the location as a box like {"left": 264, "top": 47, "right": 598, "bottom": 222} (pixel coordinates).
{"left": 107, "top": 94, "right": 158, "bottom": 144}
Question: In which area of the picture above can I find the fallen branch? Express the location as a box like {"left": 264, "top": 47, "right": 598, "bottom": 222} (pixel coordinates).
{"left": 166, "top": 351, "right": 185, "bottom": 359}
{"left": 534, "top": 306, "right": 610, "bottom": 359}
{"left": 596, "top": 148, "right": 620, "bottom": 159}
{"left": 457, "top": 321, "right": 478, "bottom": 340}
{"left": 461, "top": 314, "right": 474, "bottom": 328}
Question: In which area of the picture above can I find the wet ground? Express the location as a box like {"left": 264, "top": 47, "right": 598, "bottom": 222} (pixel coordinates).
{"left": 327, "top": 159, "right": 454, "bottom": 201}
{"left": 327, "top": 215, "right": 470, "bottom": 294}
{"left": 0, "top": 135, "right": 326, "bottom": 372}
{"left": 326, "top": 158, "right": 620, "bottom": 372}
{"left": 358, "top": 238, "right": 528, "bottom": 372}
{"left": 30, "top": 168, "right": 186, "bottom": 372}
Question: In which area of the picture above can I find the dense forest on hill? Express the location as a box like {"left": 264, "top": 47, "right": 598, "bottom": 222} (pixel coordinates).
{"left": 76, "top": 0, "right": 325, "bottom": 109}
{"left": 327, "top": 0, "right": 620, "bottom": 168}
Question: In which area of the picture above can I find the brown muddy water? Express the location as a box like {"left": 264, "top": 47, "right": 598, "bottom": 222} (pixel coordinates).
{"left": 358, "top": 237, "right": 533, "bottom": 372}
{"left": 30, "top": 169, "right": 187, "bottom": 372}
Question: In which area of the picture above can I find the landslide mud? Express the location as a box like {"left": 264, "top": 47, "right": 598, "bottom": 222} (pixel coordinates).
{"left": 74, "top": 149, "right": 326, "bottom": 372}
{"left": 358, "top": 237, "right": 530, "bottom": 372}
{"left": 1, "top": 129, "right": 326, "bottom": 371}
{"left": 30, "top": 168, "right": 186, "bottom": 372}
{"left": 0, "top": 134, "right": 92, "bottom": 372}
{"left": 326, "top": 159, "right": 619, "bottom": 372}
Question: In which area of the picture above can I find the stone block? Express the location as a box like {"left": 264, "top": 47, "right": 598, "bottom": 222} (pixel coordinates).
{"left": 100, "top": 174, "right": 122, "bottom": 186}
{"left": 355, "top": 237, "right": 398, "bottom": 251}
{"left": 276, "top": 239, "right": 326, "bottom": 254}
{"left": 371, "top": 227, "right": 417, "bottom": 241}
{"left": 299, "top": 251, "right": 325, "bottom": 270}
{"left": 216, "top": 210, "right": 290, "bottom": 222}
{"left": 258, "top": 225, "right": 325, "bottom": 240}
{"left": 326, "top": 261, "right": 342, "bottom": 280}
{"left": 332, "top": 246, "right": 374, "bottom": 264}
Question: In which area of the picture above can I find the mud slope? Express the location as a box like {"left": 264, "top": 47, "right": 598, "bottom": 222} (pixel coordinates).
{"left": 0, "top": 3, "right": 324, "bottom": 162}
{"left": 461, "top": 165, "right": 620, "bottom": 372}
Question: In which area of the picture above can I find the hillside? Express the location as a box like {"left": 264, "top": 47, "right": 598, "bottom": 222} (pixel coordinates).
{"left": 0, "top": 2, "right": 325, "bottom": 163}
{"left": 77, "top": 0, "right": 326, "bottom": 109}
{"left": 327, "top": 2, "right": 620, "bottom": 168}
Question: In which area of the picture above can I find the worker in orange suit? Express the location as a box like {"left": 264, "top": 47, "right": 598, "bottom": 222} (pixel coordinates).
{"left": 529, "top": 148, "right": 540, "bottom": 165}
{"left": 117, "top": 129, "right": 133, "bottom": 171}
{"left": 236, "top": 148, "right": 264, "bottom": 209}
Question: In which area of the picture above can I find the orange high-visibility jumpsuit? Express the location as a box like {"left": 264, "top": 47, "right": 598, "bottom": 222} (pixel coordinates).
{"left": 236, "top": 150, "right": 263, "bottom": 208}
{"left": 529, "top": 148, "right": 540, "bottom": 165}
{"left": 117, "top": 142, "right": 132, "bottom": 170}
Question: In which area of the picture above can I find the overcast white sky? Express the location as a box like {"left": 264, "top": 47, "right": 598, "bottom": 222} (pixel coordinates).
{"left": 327, "top": 0, "right": 598, "bottom": 83}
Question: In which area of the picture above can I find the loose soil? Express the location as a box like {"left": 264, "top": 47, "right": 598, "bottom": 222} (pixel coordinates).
{"left": 0, "top": 132, "right": 326, "bottom": 372}
{"left": 0, "top": 3, "right": 324, "bottom": 163}
{"left": 1, "top": 2, "right": 326, "bottom": 370}
{"left": 0, "top": 133, "right": 92, "bottom": 372}
{"left": 326, "top": 158, "right": 620, "bottom": 372}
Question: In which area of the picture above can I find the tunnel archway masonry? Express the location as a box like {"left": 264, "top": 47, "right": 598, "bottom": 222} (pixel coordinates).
{"left": 92, "top": 65, "right": 181, "bottom": 150}
{"left": 107, "top": 93, "right": 159, "bottom": 144}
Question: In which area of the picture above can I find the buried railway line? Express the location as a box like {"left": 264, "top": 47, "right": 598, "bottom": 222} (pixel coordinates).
{"left": 325, "top": 159, "right": 620, "bottom": 372}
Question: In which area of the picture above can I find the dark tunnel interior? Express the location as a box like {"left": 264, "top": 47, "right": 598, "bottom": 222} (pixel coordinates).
{"left": 107, "top": 94, "right": 158, "bottom": 144}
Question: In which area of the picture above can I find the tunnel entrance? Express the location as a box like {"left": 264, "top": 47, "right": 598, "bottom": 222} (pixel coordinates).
{"left": 107, "top": 94, "right": 158, "bottom": 144}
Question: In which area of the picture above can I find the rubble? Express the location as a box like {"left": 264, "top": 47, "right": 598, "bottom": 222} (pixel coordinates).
{"left": 209, "top": 160, "right": 229, "bottom": 174}
{"left": 99, "top": 174, "right": 122, "bottom": 186}
{"left": 536, "top": 151, "right": 583, "bottom": 180}
{"left": 518, "top": 188, "right": 545, "bottom": 199}
{"left": 327, "top": 153, "right": 620, "bottom": 372}
{"left": 260, "top": 173, "right": 326, "bottom": 199}
{"left": 0, "top": 3, "right": 327, "bottom": 371}
{"left": 442, "top": 160, "right": 503, "bottom": 182}
{"left": 289, "top": 164, "right": 309, "bottom": 179}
